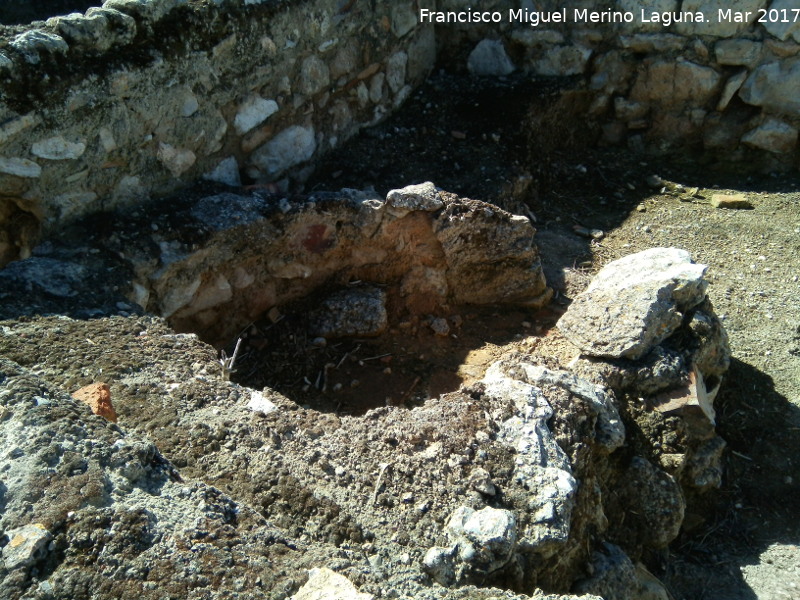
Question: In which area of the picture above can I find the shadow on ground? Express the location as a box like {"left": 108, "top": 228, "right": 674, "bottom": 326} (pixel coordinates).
{"left": 665, "top": 359, "right": 800, "bottom": 600}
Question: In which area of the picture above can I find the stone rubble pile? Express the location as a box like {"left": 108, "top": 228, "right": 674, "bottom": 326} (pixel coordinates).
{"left": 561, "top": 248, "right": 730, "bottom": 497}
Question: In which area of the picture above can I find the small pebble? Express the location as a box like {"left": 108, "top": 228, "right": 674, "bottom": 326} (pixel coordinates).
{"left": 646, "top": 174, "right": 663, "bottom": 188}
{"left": 429, "top": 317, "right": 450, "bottom": 336}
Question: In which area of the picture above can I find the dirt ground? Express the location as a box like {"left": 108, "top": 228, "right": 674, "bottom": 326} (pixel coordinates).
{"left": 306, "top": 71, "right": 800, "bottom": 600}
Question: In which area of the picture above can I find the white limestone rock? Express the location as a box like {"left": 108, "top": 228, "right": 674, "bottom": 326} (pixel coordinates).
{"left": 761, "top": 0, "right": 800, "bottom": 42}
{"left": 631, "top": 60, "right": 721, "bottom": 107}
{"left": 530, "top": 45, "right": 592, "bottom": 77}
{"left": 714, "top": 39, "right": 761, "bottom": 67}
{"left": 739, "top": 58, "right": 800, "bottom": 115}
{"left": 386, "top": 51, "right": 408, "bottom": 94}
{"left": 390, "top": 3, "right": 417, "bottom": 38}
{"left": 309, "top": 287, "right": 387, "bottom": 338}
{"left": 716, "top": 70, "right": 748, "bottom": 111}
{"left": 250, "top": 126, "right": 316, "bottom": 179}
{"left": 407, "top": 25, "right": 436, "bottom": 82}
{"left": 386, "top": 181, "right": 443, "bottom": 212}
{"left": 299, "top": 55, "right": 330, "bottom": 96}
{"left": 483, "top": 363, "right": 580, "bottom": 554}
{"left": 234, "top": 96, "right": 279, "bottom": 135}
{"left": 558, "top": 248, "right": 708, "bottom": 360}
{"left": 424, "top": 505, "right": 518, "bottom": 585}
{"left": 448, "top": 506, "right": 517, "bottom": 567}
{"left": 0, "top": 114, "right": 39, "bottom": 145}
{"left": 203, "top": 157, "right": 241, "bottom": 187}
{"left": 676, "top": 0, "right": 765, "bottom": 37}
{"left": 467, "top": 39, "right": 515, "bottom": 77}
{"left": 50, "top": 11, "right": 117, "bottom": 51}
{"left": 619, "top": 33, "right": 685, "bottom": 53}
{"left": 742, "top": 118, "right": 799, "bottom": 154}
{"left": 0, "top": 157, "right": 41, "bottom": 178}
{"left": 2, "top": 524, "right": 52, "bottom": 570}
{"left": 617, "top": 0, "right": 679, "bottom": 32}
{"left": 246, "top": 390, "right": 278, "bottom": 415}
{"left": 157, "top": 142, "right": 196, "bottom": 177}
{"left": 84, "top": 7, "right": 138, "bottom": 47}
{"left": 290, "top": 568, "right": 373, "bottom": 600}
{"left": 9, "top": 30, "right": 68, "bottom": 64}
{"left": 31, "top": 136, "right": 86, "bottom": 160}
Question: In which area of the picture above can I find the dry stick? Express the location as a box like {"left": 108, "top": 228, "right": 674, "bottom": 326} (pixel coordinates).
{"left": 314, "top": 369, "right": 323, "bottom": 390}
{"left": 322, "top": 363, "right": 335, "bottom": 393}
{"left": 362, "top": 352, "right": 392, "bottom": 362}
{"left": 228, "top": 337, "right": 243, "bottom": 371}
{"left": 521, "top": 204, "right": 537, "bottom": 223}
{"left": 371, "top": 462, "right": 392, "bottom": 506}
{"left": 400, "top": 377, "right": 421, "bottom": 404}
{"left": 337, "top": 344, "right": 360, "bottom": 369}
{"left": 219, "top": 337, "right": 244, "bottom": 380}
{"left": 731, "top": 450, "right": 753, "bottom": 461}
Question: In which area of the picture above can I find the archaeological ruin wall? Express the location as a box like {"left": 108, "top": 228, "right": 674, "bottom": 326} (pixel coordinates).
{"left": 441, "top": 0, "right": 800, "bottom": 159}
{"left": 0, "top": 0, "right": 437, "bottom": 266}
{"left": 1, "top": 0, "right": 799, "bottom": 267}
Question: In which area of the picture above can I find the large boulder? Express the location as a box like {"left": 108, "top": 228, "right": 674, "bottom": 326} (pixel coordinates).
{"left": 558, "top": 248, "right": 708, "bottom": 360}
{"left": 739, "top": 58, "right": 800, "bottom": 116}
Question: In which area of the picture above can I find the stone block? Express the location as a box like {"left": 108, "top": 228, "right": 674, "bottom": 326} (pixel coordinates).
{"left": 742, "top": 118, "right": 799, "bottom": 153}
{"left": 467, "top": 39, "right": 515, "bottom": 77}
{"left": 558, "top": 248, "right": 708, "bottom": 360}
{"left": 739, "top": 58, "right": 800, "bottom": 115}
{"left": 714, "top": 38, "right": 761, "bottom": 67}
{"left": 676, "top": 0, "right": 766, "bottom": 37}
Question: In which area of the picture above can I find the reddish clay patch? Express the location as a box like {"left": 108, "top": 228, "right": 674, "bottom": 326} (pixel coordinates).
{"left": 72, "top": 382, "right": 118, "bottom": 422}
{"left": 302, "top": 224, "right": 335, "bottom": 254}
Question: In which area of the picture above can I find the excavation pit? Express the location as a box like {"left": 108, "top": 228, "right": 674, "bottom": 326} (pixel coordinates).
{"left": 0, "top": 1, "right": 799, "bottom": 597}
{"left": 229, "top": 300, "right": 566, "bottom": 415}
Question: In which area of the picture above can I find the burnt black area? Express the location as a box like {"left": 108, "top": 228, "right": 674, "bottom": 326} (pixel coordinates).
{"left": 0, "top": 0, "right": 98, "bottom": 25}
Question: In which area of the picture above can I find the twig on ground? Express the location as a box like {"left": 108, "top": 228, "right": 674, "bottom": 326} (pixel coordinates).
{"left": 371, "top": 462, "right": 392, "bottom": 506}
{"left": 362, "top": 353, "right": 392, "bottom": 362}
{"left": 219, "top": 337, "right": 243, "bottom": 381}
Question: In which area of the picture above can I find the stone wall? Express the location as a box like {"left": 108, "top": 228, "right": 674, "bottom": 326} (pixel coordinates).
{"left": 0, "top": 0, "right": 436, "bottom": 265}
{"left": 442, "top": 0, "right": 800, "bottom": 162}
{"left": 2, "top": 0, "right": 799, "bottom": 267}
